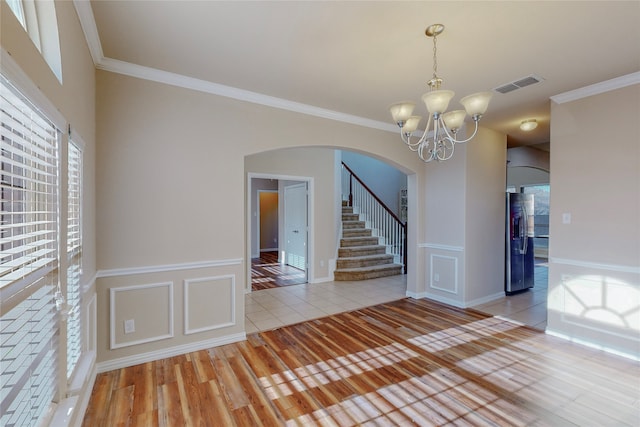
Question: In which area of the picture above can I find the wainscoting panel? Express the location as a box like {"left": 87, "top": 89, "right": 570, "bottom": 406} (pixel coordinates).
{"left": 416, "top": 243, "right": 465, "bottom": 307}
{"left": 109, "top": 282, "right": 174, "bottom": 349}
{"left": 184, "top": 275, "right": 236, "bottom": 334}
{"left": 429, "top": 254, "right": 459, "bottom": 294}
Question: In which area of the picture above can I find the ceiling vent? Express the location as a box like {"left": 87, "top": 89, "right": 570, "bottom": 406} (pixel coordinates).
{"left": 494, "top": 74, "right": 545, "bottom": 94}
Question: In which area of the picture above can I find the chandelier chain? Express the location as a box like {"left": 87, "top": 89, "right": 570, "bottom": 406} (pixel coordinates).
{"left": 432, "top": 33, "right": 438, "bottom": 81}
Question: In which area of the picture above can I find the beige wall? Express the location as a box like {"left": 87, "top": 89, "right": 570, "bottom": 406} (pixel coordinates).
{"left": 548, "top": 84, "right": 640, "bottom": 356}
{"left": 94, "top": 70, "right": 428, "bottom": 366}
{"left": 419, "top": 127, "right": 507, "bottom": 307}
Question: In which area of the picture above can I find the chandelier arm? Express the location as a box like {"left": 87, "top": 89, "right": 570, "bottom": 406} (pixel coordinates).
{"left": 448, "top": 119, "right": 481, "bottom": 144}
{"left": 417, "top": 139, "right": 436, "bottom": 162}
{"left": 416, "top": 115, "right": 433, "bottom": 146}
{"left": 401, "top": 130, "right": 423, "bottom": 150}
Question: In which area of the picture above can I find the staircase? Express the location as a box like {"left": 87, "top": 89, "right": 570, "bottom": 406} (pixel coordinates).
{"left": 334, "top": 203, "right": 403, "bottom": 281}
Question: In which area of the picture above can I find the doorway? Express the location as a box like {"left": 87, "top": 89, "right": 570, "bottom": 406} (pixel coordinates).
{"left": 248, "top": 175, "right": 310, "bottom": 292}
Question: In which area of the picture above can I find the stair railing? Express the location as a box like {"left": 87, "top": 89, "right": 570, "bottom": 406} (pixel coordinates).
{"left": 342, "top": 162, "right": 407, "bottom": 273}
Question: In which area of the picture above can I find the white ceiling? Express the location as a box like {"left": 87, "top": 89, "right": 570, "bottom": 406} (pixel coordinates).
{"left": 86, "top": 1, "right": 640, "bottom": 148}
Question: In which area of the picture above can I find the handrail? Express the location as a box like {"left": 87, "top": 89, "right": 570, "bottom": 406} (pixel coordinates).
{"left": 341, "top": 162, "right": 404, "bottom": 225}
{"left": 342, "top": 162, "right": 407, "bottom": 273}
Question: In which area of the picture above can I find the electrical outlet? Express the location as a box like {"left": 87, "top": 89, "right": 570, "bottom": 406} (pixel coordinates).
{"left": 434, "top": 273, "right": 440, "bottom": 282}
{"left": 124, "top": 319, "right": 135, "bottom": 334}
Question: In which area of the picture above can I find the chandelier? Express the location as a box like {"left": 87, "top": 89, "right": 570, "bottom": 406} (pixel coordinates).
{"left": 389, "top": 24, "right": 493, "bottom": 162}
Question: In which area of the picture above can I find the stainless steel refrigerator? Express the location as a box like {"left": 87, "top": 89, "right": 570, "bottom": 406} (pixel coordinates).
{"left": 506, "top": 193, "right": 535, "bottom": 294}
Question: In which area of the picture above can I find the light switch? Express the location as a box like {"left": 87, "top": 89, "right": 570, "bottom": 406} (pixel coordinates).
{"left": 562, "top": 213, "right": 571, "bottom": 224}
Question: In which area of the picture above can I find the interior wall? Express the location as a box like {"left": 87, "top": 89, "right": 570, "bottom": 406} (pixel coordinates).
{"left": 95, "top": 70, "right": 424, "bottom": 367}
{"left": 548, "top": 83, "right": 639, "bottom": 357}
{"left": 419, "top": 127, "right": 507, "bottom": 307}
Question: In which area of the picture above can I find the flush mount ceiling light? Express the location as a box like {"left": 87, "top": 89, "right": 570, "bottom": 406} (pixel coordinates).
{"left": 389, "top": 24, "right": 492, "bottom": 163}
{"left": 520, "top": 119, "right": 538, "bottom": 131}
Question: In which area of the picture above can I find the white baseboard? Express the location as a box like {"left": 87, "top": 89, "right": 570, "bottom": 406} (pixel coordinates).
{"left": 407, "top": 290, "right": 505, "bottom": 309}
{"left": 465, "top": 291, "right": 506, "bottom": 308}
{"left": 96, "top": 332, "right": 246, "bottom": 373}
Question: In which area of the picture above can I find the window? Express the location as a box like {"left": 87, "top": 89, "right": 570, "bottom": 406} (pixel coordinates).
{"left": 66, "top": 140, "right": 82, "bottom": 379}
{"left": 0, "top": 75, "right": 60, "bottom": 426}
{"left": 4, "top": 0, "right": 62, "bottom": 82}
{"left": 5, "top": 0, "right": 26, "bottom": 29}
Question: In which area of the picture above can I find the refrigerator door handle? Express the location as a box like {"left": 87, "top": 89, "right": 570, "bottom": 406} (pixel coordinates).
{"left": 521, "top": 204, "right": 528, "bottom": 255}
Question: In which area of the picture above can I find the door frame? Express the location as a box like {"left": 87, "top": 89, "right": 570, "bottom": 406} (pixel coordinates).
{"left": 247, "top": 173, "right": 314, "bottom": 294}
{"left": 283, "top": 182, "right": 308, "bottom": 275}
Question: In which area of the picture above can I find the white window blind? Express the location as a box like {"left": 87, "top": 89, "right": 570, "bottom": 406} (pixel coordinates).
{"left": 0, "top": 76, "right": 60, "bottom": 426}
{"left": 66, "top": 140, "right": 82, "bottom": 379}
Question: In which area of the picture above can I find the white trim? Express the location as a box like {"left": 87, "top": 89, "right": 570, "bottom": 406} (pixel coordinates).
{"left": 429, "top": 254, "right": 459, "bottom": 295}
{"left": 1, "top": 48, "right": 66, "bottom": 129}
{"left": 420, "top": 243, "right": 464, "bottom": 252}
{"left": 72, "top": 0, "right": 104, "bottom": 65}
{"left": 97, "top": 57, "right": 396, "bottom": 132}
{"left": 97, "top": 258, "right": 242, "bottom": 278}
{"left": 109, "top": 282, "right": 174, "bottom": 349}
{"left": 48, "top": 396, "right": 78, "bottom": 427}
{"left": 85, "top": 292, "right": 97, "bottom": 352}
{"left": 465, "top": 291, "right": 505, "bottom": 308}
{"left": 550, "top": 257, "right": 640, "bottom": 274}
{"left": 67, "top": 351, "right": 95, "bottom": 395}
{"left": 247, "top": 173, "right": 314, "bottom": 293}
{"left": 550, "top": 72, "right": 640, "bottom": 104}
{"left": 71, "top": 5, "right": 395, "bottom": 133}
{"left": 545, "top": 329, "right": 639, "bottom": 362}
{"left": 71, "top": 361, "right": 97, "bottom": 427}
{"left": 96, "top": 332, "right": 246, "bottom": 373}
{"left": 421, "top": 292, "right": 465, "bottom": 309}
{"left": 184, "top": 275, "right": 236, "bottom": 335}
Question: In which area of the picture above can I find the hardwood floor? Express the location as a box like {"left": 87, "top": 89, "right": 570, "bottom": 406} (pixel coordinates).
{"left": 83, "top": 298, "right": 640, "bottom": 426}
{"left": 251, "top": 251, "right": 307, "bottom": 291}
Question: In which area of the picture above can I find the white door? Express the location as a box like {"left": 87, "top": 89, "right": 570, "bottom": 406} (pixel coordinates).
{"left": 284, "top": 183, "right": 308, "bottom": 275}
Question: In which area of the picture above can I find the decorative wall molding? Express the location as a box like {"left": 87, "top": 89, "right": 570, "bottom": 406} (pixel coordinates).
{"left": 419, "top": 243, "right": 464, "bottom": 252}
{"left": 184, "top": 275, "right": 236, "bottom": 335}
{"left": 72, "top": 1, "right": 394, "bottom": 134}
{"left": 97, "top": 258, "right": 243, "bottom": 278}
{"left": 96, "top": 332, "right": 246, "bottom": 373}
{"left": 550, "top": 71, "right": 640, "bottom": 104}
{"left": 550, "top": 257, "right": 640, "bottom": 274}
{"left": 109, "top": 282, "right": 174, "bottom": 349}
{"left": 429, "top": 254, "right": 459, "bottom": 295}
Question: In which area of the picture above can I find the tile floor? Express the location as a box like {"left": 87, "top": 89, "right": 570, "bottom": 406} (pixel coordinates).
{"left": 472, "top": 260, "right": 549, "bottom": 330}
{"left": 245, "top": 275, "right": 407, "bottom": 333}
{"left": 245, "top": 261, "right": 549, "bottom": 333}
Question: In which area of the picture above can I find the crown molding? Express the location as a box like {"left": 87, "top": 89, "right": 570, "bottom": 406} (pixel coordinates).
{"left": 73, "top": 0, "right": 395, "bottom": 133}
{"left": 551, "top": 71, "right": 640, "bottom": 104}
{"left": 73, "top": 0, "right": 104, "bottom": 65}
{"left": 97, "top": 57, "right": 396, "bottom": 132}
